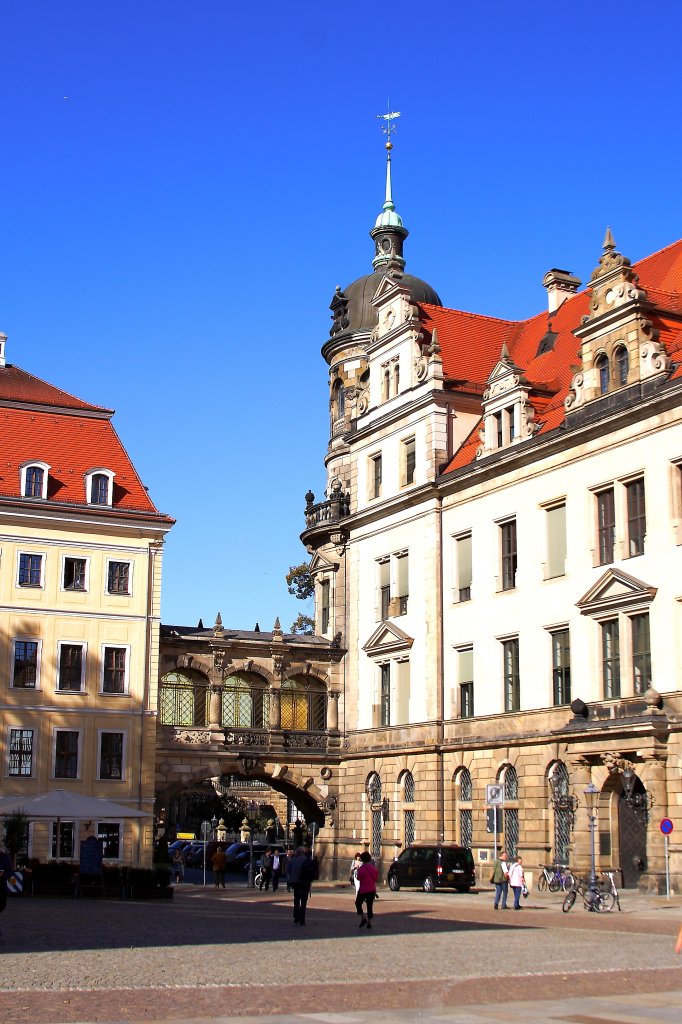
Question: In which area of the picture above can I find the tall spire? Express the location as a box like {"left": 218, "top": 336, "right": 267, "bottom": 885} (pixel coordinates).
{"left": 371, "top": 108, "right": 408, "bottom": 271}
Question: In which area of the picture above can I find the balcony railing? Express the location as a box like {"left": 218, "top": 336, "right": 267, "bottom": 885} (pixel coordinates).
{"left": 303, "top": 485, "right": 350, "bottom": 530}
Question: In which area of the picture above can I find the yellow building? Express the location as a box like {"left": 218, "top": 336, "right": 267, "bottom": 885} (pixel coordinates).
{"left": 0, "top": 333, "right": 173, "bottom": 866}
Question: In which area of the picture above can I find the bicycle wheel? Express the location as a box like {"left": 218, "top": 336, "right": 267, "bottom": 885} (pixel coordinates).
{"left": 595, "top": 891, "right": 615, "bottom": 912}
{"left": 537, "top": 872, "right": 547, "bottom": 892}
{"left": 562, "top": 889, "right": 576, "bottom": 913}
{"left": 548, "top": 875, "right": 561, "bottom": 893}
{"left": 561, "top": 872, "right": 574, "bottom": 892}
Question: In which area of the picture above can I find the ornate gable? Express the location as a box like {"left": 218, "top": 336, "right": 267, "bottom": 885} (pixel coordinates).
{"left": 477, "top": 343, "right": 538, "bottom": 457}
{"left": 362, "top": 621, "right": 414, "bottom": 657}
{"left": 308, "top": 551, "right": 339, "bottom": 577}
{"left": 576, "top": 567, "right": 657, "bottom": 616}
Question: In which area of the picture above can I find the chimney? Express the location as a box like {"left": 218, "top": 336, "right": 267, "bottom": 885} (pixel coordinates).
{"left": 542, "top": 269, "right": 581, "bottom": 314}
{"left": 0, "top": 332, "right": 6, "bottom": 368}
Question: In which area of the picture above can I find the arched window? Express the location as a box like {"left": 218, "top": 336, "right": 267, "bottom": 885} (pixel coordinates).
{"left": 401, "top": 770, "right": 415, "bottom": 846}
{"left": 498, "top": 764, "right": 519, "bottom": 857}
{"left": 281, "top": 676, "right": 326, "bottom": 732}
{"left": 615, "top": 346, "right": 629, "bottom": 387}
{"left": 86, "top": 469, "right": 115, "bottom": 506}
{"left": 159, "top": 670, "right": 209, "bottom": 727}
{"left": 455, "top": 767, "right": 473, "bottom": 848}
{"left": 596, "top": 354, "right": 610, "bottom": 395}
{"left": 549, "top": 761, "right": 572, "bottom": 865}
{"left": 21, "top": 462, "right": 50, "bottom": 500}
{"left": 367, "top": 772, "right": 383, "bottom": 860}
{"left": 222, "top": 673, "right": 270, "bottom": 729}
{"left": 332, "top": 380, "right": 345, "bottom": 421}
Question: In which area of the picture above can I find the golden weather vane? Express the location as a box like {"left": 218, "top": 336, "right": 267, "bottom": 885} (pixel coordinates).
{"left": 377, "top": 106, "right": 401, "bottom": 149}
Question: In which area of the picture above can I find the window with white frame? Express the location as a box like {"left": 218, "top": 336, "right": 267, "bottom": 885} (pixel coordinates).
{"left": 593, "top": 475, "right": 646, "bottom": 566}
{"left": 598, "top": 610, "right": 652, "bottom": 699}
{"left": 370, "top": 453, "right": 382, "bottom": 500}
{"left": 107, "top": 560, "right": 131, "bottom": 595}
{"left": 402, "top": 437, "right": 416, "bottom": 486}
{"left": 17, "top": 551, "right": 44, "bottom": 587}
{"left": 456, "top": 647, "right": 474, "bottom": 718}
{"left": 85, "top": 468, "right": 114, "bottom": 506}
{"left": 502, "top": 637, "right": 520, "bottom": 712}
{"left": 97, "top": 822, "right": 121, "bottom": 859}
{"left": 54, "top": 730, "right": 80, "bottom": 778}
{"left": 379, "top": 663, "right": 391, "bottom": 726}
{"left": 8, "top": 728, "right": 34, "bottom": 776}
{"left": 51, "top": 820, "right": 75, "bottom": 859}
{"left": 453, "top": 532, "right": 472, "bottom": 602}
{"left": 499, "top": 519, "right": 517, "bottom": 591}
{"left": 99, "top": 731, "right": 125, "bottom": 780}
{"left": 320, "top": 578, "right": 330, "bottom": 633}
{"left": 376, "top": 551, "right": 409, "bottom": 619}
{"left": 550, "top": 627, "right": 571, "bottom": 706}
{"left": 12, "top": 639, "right": 41, "bottom": 688}
{"left": 63, "top": 556, "right": 88, "bottom": 591}
{"left": 21, "top": 461, "right": 50, "bottom": 499}
{"left": 102, "top": 646, "right": 129, "bottom": 694}
{"left": 545, "top": 502, "right": 567, "bottom": 579}
{"left": 57, "top": 642, "right": 86, "bottom": 692}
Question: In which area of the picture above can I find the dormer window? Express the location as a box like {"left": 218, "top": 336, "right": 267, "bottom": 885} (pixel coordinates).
{"left": 21, "top": 461, "right": 50, "bottom": 500}
{"left": 85, "top": 469, "right": 115, "bottom": 506}
{"left": 596, "top": 354, "right": 610, "bottom": 394}
{"left": 477, "top": 346, "right": 538, "bottom": 460}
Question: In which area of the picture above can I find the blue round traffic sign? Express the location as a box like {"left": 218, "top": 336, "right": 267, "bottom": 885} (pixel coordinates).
{"left": 660, "top": 818, "right": 674, "bottom": 835}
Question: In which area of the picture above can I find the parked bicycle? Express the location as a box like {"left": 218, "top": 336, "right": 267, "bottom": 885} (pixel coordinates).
{"left": 537, "top": 864, "right": 574, "bottom": 892}
{"left": 562, "top": 875, "right": 615, "bottom": 913}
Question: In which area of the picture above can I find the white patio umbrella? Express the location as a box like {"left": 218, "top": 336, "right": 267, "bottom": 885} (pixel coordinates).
{"left": 0, "top": 789, "right": 150, "bottom": 821}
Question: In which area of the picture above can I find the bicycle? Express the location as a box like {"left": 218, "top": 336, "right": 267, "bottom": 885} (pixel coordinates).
{"left": 597, "top": 870, "right": 621, "bottom": 912}
{"left": 561, "top": 876, "right": 613, "bottom": 913}
{"left": 537, "top": 864, "right": 574, "bottom": 892}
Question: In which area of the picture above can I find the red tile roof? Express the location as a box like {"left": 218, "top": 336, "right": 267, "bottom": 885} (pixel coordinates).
{"left": 0, "top": 364, "right": 172, "bottom": 522}
{"left": 421, "top": 238, "right": 682, "bottom": 475}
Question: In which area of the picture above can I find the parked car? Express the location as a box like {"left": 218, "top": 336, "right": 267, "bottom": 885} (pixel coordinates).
{"left": 386, "top": 844, "right": 476, "bottom": 893}
{"left": 229, "top": 844, "right": 270, "bottom": 872}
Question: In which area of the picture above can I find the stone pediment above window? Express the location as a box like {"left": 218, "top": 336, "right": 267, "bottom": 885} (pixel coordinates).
{"left": 576, "top": 568, "right": 657, "bottom": 617}
{"left": 308, "top": 551, "right": 339, "bottom": 577}
{"left": 362, "top": 621, "right": 414, "bottom": 657}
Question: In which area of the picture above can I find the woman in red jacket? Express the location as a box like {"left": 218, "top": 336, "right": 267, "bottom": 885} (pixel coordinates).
{"left": 355, "top": 851, "right": 379, "bottom": 930}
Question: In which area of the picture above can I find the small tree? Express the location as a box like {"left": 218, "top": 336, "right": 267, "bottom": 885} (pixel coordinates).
{"left": 291, "top": 613, "right": 315, "bottom": 635}
{"left": 2, "top": 810, "right": 29, "bottom": 864}
{"left": 286, "top": 563, "right": 314, "bottom": 601}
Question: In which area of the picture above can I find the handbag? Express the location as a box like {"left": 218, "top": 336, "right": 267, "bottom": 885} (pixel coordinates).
{"left": 522, "top": 882, "right": 529, "bottom": 898}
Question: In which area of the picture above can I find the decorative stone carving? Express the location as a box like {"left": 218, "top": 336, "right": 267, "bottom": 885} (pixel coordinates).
{"left": 601, "top": 751, "right": 635, "bottom": 774}
{"left": 173, "top": 729, "right": 212, "bottom": 745}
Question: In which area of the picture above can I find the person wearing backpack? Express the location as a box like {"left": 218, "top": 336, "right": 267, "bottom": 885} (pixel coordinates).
{"left": 491, "top": 849, "right": 509, "bottom": 910}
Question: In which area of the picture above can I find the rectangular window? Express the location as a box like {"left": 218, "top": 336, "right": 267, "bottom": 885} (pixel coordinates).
{"left": 500, "top": 519, "right": 517, "bottom": 591}
{"left": 458, "top": 647, "right": 474, "bottom": 718}
{"left": 58, "top": 644, "right": 85, "bottom": 691}
{"left": 51, "top": 821, "right": 75, "bottom": 859}
{"left": 456, "top": 534, "right": 472, "bottom": 602}
{"left": 551, "top": 628, "right": 571, "bottom": 706}
{"left": 508, "top": 407, "right": 516, "bottom": 441}
{"left": 371, "top": 454, "right": 382, "bottom": 499}
{"left": 396, "top": 554, "right": 409, "bottom": 615}
{"left": 107, "top": 561, "right": 131, "bottom": 595}
{"left": 18, "top": 552, "right": 43, "bottom": 587}
{"left": 103, "top": 647, "right": 127, "bottom": 694}
{"left": 631, "top": 613, "right": 651, "bottom": 695}
{"left": 25, "top": 465, "right": 44, "bottom": 497}
{"left": 602, "top": 620, "right": 620, "bottom": 698}
{"left": 380, "top": 560, "right": 390, "bottom": 619}
{"left": 546, "top": 503, "right": 567, "bottom": 579}
{"left": 320, "top": 579, "right": 330, "bottom": 633}
{"left": 99, "top": 732, "right": 124, "bottom": 780}
{"left": 395, "top": 660, "right": 410, "bottom": 725}
{"left": 403, "top": 438, "right": 416, "bottom": 486}
{"left": 63, "top": 557, "right": 87, "bottom": 591}
{"left": 97, "top": 822, "right": 121, "bottom": 859}
{"left": 55, "top": 730, "right": 79, "bottom": 778}
{"left": 626, "top": 478, "right": 646, "bottom": 557}
{"left": 8, "top": 728, "right": 34, "bottom": 776}
{"left": 495, "top": 412, "right": 503, "bottom": 448}
{"left": 380, "top": 663, "right": 391, "bottom": 726}
{"left": 597, "top": 489, "right": 615, "bottom": 565}
{"left": 13, "top": 640, "right": 39, "bottom": 688}
{"left": 503, "top": 638, "right": 520, "bottom": 712}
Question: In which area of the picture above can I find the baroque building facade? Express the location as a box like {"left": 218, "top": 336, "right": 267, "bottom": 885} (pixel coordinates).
{"left": 0, "top": 334, "right": 173, "bottom": 866}
{"left": 300, "top": 149, "right": 682, "bottom": 890}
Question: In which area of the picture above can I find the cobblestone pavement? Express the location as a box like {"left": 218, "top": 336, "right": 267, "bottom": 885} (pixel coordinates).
{"left": 0, "top": 885, "right": 680, "bottom": 1023}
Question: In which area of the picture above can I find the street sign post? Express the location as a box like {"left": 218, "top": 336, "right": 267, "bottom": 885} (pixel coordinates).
{"left": 201, "top": 820, "right": 212, "bottom": 887}
{"left": 660, "top": 818, "right": 674, "bottom": 899}
{"left": 486, "top": 785, "right": 505, "bottom": 862}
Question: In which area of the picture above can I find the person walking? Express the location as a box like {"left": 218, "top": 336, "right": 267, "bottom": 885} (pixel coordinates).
{"left": 271, "top": 848, "right": 283, "bottom": 892}
{"left": 259, "top": 848, "right": 273, "bottom": 891}
{"left": 284, "top": 849, "right": 295, "bottom": 892}
{"left": 491, "top": 849, "right": 509, "bottom": 910}
{"left": 350, "top": 852, "right": 362, "bottom": 894}
{"left": 508, "top": 855, "right": 526, "bottom": 910}
{"left": 287, "top": 846, "right": 315, "bottom": 925}
{"left": 355, "top": 851, "right": 379, "bottom": 930}
{"left": 211, "top": 845, "right": 227, "bottom": 888}
{"left": 171, "top": 848, "right": 185, "bottom": 885}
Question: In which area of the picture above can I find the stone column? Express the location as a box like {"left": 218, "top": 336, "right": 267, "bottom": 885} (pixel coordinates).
{"left": 327, "top": 690, "right": 340, "bottom": 732}
{"left": 567, "top": 756, "right": 592, "bottom": 877}
{"left": 641, "top": 755, "right": 668, "bottom": 883}
{"left": 209, "top": 684, "right": 223, "bottom": 730}
{"left": 269, "top": 687, "right": 281, "bottom": 730}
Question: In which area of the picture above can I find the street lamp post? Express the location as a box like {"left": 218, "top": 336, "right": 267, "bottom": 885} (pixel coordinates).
{"left": 584, "top": 782, "right": 599, "bottom": 911}
{"left": 246, "top": 801, "right": 257, "bottom": 889}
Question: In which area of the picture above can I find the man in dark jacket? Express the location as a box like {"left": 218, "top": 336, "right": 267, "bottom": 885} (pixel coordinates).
{"left": 287, "top": 846, "right": 314, "bottom": 925}
{"left": 0, "top": 843, "right": 15, "bottom": 939}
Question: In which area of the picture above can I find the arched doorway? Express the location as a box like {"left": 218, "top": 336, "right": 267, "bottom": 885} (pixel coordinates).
{"left": 618, "top": 774, "right": 648, "bottom": 888}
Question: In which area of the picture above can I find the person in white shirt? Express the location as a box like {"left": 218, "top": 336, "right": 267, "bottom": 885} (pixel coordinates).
{"left": 508, "top": 855, "right": 526, "bottom": 910}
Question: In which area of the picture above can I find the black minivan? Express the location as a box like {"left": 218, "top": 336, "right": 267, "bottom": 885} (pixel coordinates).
{"left": 386, "top": 844, "right": 476, "bottom": 893}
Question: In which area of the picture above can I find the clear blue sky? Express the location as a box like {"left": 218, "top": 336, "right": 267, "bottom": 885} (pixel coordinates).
{"left": 2, "top": 1, "right": 681, "bottom": 631}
